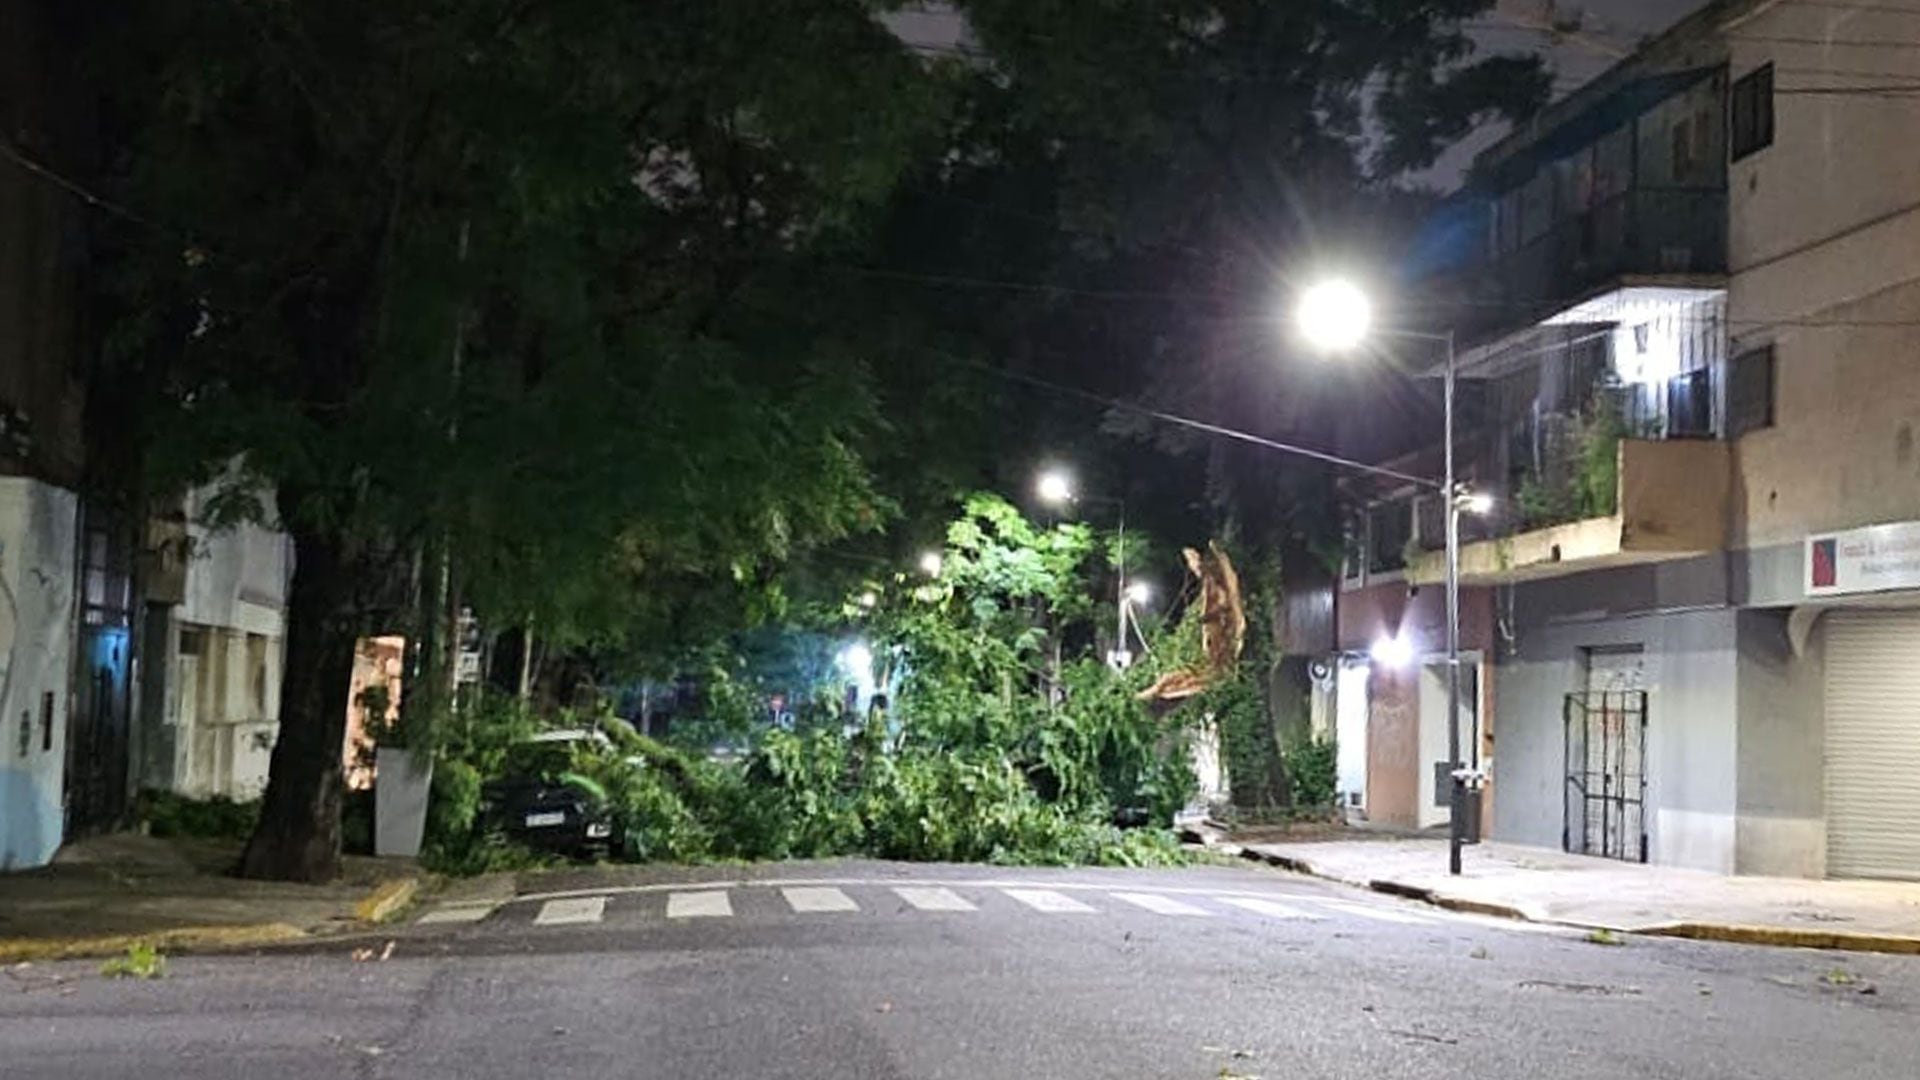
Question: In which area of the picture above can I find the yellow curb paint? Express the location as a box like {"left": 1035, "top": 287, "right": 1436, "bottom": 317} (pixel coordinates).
{"left": 355, "top": 876, "right": 422, "bottom": 923}
{"left": 0, "top": 923, "right": 307, "bottom": 964}
{"left": 1645, "top": 922, "right": 1920, "bottom": 955}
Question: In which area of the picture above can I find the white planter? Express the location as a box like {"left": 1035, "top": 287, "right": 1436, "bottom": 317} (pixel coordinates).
{"left": 374, "top": 747, "right": 434, "bottom": 858}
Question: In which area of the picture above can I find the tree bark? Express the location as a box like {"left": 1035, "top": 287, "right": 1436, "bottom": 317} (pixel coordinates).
{"left": 237, "top": 523, "right": 361, "bottom": 882}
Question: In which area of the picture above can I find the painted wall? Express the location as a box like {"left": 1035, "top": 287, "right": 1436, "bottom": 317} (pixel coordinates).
{"left": 1727, "top": 2, "right": 1920, "bottom": 552}
{"left": 1733, "top": 608, "right": 1826, "bottom": 877}
{"left": 1337, "top": 582, "right": 1495, "bottom": 829}
{"left": 147, "top": 486, "right": 293, "bottom": 799}
{"left": 1494, "top": 605, "right": 1740, "bottom": 872}
{"left": 0, "top": 478, "right": 77, "bottom": 870}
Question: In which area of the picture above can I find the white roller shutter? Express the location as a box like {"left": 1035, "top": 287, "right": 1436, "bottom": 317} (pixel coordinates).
{"left": 1824, "top": 610, "right": 1920, "bottom": 880}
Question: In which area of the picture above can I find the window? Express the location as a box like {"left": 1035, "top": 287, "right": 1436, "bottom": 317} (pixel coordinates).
{"left": 1729, "top": 345, "right": 1776, "bottom": 437}
{"left": 1366, "top": 502, "right": 1411, "bottom": 575}
{"left": 1731, "top": 64, "right": 1774, "bottom": 161}
{"left": 1666, "top": 367, "right": 1714, "bottom": 439}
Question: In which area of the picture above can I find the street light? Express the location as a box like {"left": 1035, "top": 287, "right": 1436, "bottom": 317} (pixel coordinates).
{"left": 1036, "top": 470, "right": 1074, "bottom": 505}
{"left": 1035, "top": 467, "right": 1142, "bottom": 671}
{"left": 1125, "top": 581, "right": 1152, "bottom": 605}
{"left": 1297, "top": 277, "right": 1479, "bottom": 876}
{"left": 918, "top": 551, "right": 944, "bottom": 577}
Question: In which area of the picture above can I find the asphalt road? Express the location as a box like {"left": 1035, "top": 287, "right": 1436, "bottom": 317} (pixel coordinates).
{"left": 7, "top": 859, "right": 1920, "bottom": 1079}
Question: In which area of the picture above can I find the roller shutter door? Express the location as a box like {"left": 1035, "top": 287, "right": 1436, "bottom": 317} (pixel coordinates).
{"left": 1825, "top": 611, "right": 1920, "bottom": 880}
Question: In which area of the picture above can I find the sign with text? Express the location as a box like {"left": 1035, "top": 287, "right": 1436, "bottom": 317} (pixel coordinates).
{"left": 1807, "top": 521, "right": 1920, "bottom": 597}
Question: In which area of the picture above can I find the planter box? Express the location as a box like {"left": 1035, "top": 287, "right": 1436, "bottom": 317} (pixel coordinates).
{"left": 374, "top": 747, "right": 433, "bottom": 858}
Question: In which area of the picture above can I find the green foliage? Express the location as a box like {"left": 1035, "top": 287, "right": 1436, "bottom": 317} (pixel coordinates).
{"left": 138, "top": 790, "right": 260, "bottom": 842}
{"left": 1281, "top": 735, "right": 1339, "bottom": 812}
{"left": 100, "top": 942, "right": 166, "bottom": 980}
{"left": 1515, "top": 395, "right": 1628, "bottom": 529}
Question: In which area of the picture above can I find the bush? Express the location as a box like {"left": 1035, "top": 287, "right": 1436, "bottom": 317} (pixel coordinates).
{"left": 1282, "top": 735, "right": 1338, "bottom": 812}
{"left": 139, "top": 790, "right": 260, "bottom": 841}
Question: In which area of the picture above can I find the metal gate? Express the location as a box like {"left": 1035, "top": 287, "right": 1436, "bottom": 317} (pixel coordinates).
{"left": 65, "top": 512, "right": 134, "bottom": 837}
{"left": 1563, "top": 690, "right": 1647, "bottom": 863}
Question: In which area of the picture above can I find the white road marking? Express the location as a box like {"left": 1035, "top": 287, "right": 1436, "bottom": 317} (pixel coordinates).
{"left": 1219, "top": 896, "right": 1323, "bottom": 920}
{"left": 1001, "top": 888, "right": 1097, "bottom": 914}
{"left": 493, "top": 876, "right": 1326, "bottom": 908}
{"left": 532, "top": 897, "right": 606, "bottom": 926}
{"left": 1315, "top": 899, "right": 1436, "bottom": 925}
{"left": 1109, "top": 892, "right": 1211, "bottom": 917}
{"left": 892, "top": 886, "right": 976, "bottom": 912}
{"left": 666, "top": 890, "right": 733, "bottom": 919}
{"left": 782, "top": 886, "right": 859, "bottom": 913}
{"left": 416, "top": 904, "right": 495, "bottom": 925}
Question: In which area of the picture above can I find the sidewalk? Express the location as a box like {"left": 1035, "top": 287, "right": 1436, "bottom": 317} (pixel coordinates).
{"left": 1245, "top": 836, "right": 1920, "bottom": 954}
{"left": 0, "top": 833, "right": 422, "bottom": 962}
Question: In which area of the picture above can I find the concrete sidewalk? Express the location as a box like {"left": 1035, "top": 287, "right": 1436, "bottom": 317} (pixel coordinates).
{"left": 0, "top": 834, "right": 421, "bottom": 961}
{"left": 1246, "top": 837, "right": 1920, "bottom": 953}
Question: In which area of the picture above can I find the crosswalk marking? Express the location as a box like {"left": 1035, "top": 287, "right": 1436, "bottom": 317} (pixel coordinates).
{"left": 666, "top": 890, "right": 733, "bottom": 919}
{"left": 1219, "top": 896, "right": 1323, "bottom": 921}
{"left": 1001, "top": 888, "right": 1097, "bottom": 914}
{"left": 782, "top": 886, "right": 859, "bottom": 913}
{"left": 533, "top": 896, "right": 606, "bottom": 926}
{"left": 416, "top": 904, "right": 495, "bottom": 925}
{"left": 892, "top": 886, "right": 976, "bottom": 912}
{"left": 1315, "top": 899, "right": 1435, "bottom": 925}
{"left": 1109, "top": 892, "right": 1211, "bottom": 917}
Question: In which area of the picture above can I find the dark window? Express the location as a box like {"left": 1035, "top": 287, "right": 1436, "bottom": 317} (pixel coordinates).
{"left": 1366, "top": 502, "right": 1411, "bottom": 575}
{"left": 1666, "top": 367, "right": 1714, "bottom": 439}
{"left": 1729, "top": 345, "right": 1776, "bottom": 437}
{"left": 1731, "top": 64, "right": 1774, "bottom": 161}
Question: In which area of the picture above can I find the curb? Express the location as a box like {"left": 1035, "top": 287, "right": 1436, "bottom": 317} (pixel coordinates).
{"left": 1642, "top": 922, "right": 1920, "bottom": 955}
{"left": 0, "top": 923, "right": 308, "bottom": 964}
{"left": 354, "top": 875, "right": 422, "bottom": 924}
{"left": 1242, "top": 846, "right": 1920, "bottom": 955}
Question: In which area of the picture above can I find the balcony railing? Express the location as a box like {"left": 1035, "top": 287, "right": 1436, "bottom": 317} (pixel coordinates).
{"left": 1452, "top": 188, "right": 1727, "bottom": 342}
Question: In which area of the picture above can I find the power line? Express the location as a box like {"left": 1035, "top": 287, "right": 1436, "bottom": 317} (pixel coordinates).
{"left": 936, "top": 352, "right": 1442, "bottom": 490}
{"left": 0, "top": 136, "right": 158, "bottom": 231}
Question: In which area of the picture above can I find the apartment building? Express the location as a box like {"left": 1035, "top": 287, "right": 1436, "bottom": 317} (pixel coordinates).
{"left": 1335, "top": 0, "right": 1920, "bottom": 879}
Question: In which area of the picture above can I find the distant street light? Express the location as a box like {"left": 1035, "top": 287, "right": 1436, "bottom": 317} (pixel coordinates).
{"left": 1036, "top": 470, "right": 1074, "bottom": 505}
{"left": 1125, "top": 581, "right": 1152, "bottom": 605}
{"left": 1035, "top": 467, "right": 1146, "bottom": 670}
{"left": 857, "top": 590, "right": 878, "bottom": 609}
{"left": 918, "top": 552, "right": 943, "bottom": 577}
{"left": 1298, "top": 276, "right": 1485, "bottom": 876}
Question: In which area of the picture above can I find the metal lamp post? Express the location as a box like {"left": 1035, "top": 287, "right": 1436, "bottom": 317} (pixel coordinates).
{"left": 1036, "top": 470, "right": 1143, "bottom": 669}
{"left": 1296, "top": 280, "right": 1474, "bottom": 877}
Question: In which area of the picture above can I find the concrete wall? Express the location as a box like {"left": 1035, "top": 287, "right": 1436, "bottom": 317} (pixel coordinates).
{"left": 151, "top": 488, "right": 292, "bottom": 799}
{"left": 1494, "top": 605, "right": 1741, "bottom": 872}
{"left": 1727, "top": 1, "right": 1920, "bottom": 551}
{"left": 0, "top": 478, "right": 77, "bottom": 869}
{"left": 1734, "top": 608, "right": 1826, "bottom": 877}
{"left": 1337, "top": 582, "right": 1495, "bottom": 829}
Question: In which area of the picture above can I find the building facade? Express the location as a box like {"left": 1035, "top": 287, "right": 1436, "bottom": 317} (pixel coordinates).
{"left": 135, "top": 486, "right": 292, "bottom": 801}
{"left": 1347, "top": 0, "right": 1920, "bottom": 879}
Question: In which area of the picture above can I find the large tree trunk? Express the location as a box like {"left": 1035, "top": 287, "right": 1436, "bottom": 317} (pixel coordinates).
{"left": 237, "top": 524, "right": 361, "bottom": 882}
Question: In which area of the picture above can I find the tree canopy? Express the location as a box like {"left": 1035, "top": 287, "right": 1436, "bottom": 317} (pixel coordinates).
{"left": 81, "top": 0, "right": 1545, "bottom": 878}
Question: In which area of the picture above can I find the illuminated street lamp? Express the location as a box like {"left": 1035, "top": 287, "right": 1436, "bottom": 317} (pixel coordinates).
{"left": 918, "top": 552, "right": 943, "bottom": 577}
{"left": 1298, "top": 277, "right": 1488, "bottom": 876}
{"left": 1036, "top": 470, "right": 1074, "bottom": 506}
{"left": 1036, "top": 467, "right": 1145, "bottom": 670}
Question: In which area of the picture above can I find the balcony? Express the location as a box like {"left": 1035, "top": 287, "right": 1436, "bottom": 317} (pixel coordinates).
{"left": 1407, "top": 438, "right": 1729, "bottom": 586}
{"left": 1447, "top": 187, "right": 1727, "bottom": 345}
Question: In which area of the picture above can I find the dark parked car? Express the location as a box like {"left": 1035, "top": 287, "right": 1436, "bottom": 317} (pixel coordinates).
{"left": 478, "top": 730, "right": 623, "bottom": 858}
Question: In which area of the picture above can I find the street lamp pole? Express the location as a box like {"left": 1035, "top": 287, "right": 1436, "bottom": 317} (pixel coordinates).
{"left": 1116, "top": 499, "right": 1128, "bottom": 666}
{"left": 1296, "top": 280, "right": 1474, "bottom": 877}
{"left": 1442, "top": 329, "right": 1464, "bottom": 878}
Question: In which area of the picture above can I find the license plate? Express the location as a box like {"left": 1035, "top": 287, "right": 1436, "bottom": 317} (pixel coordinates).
{"left": 524, "top": 811, "right": 566, "bottom": 828}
